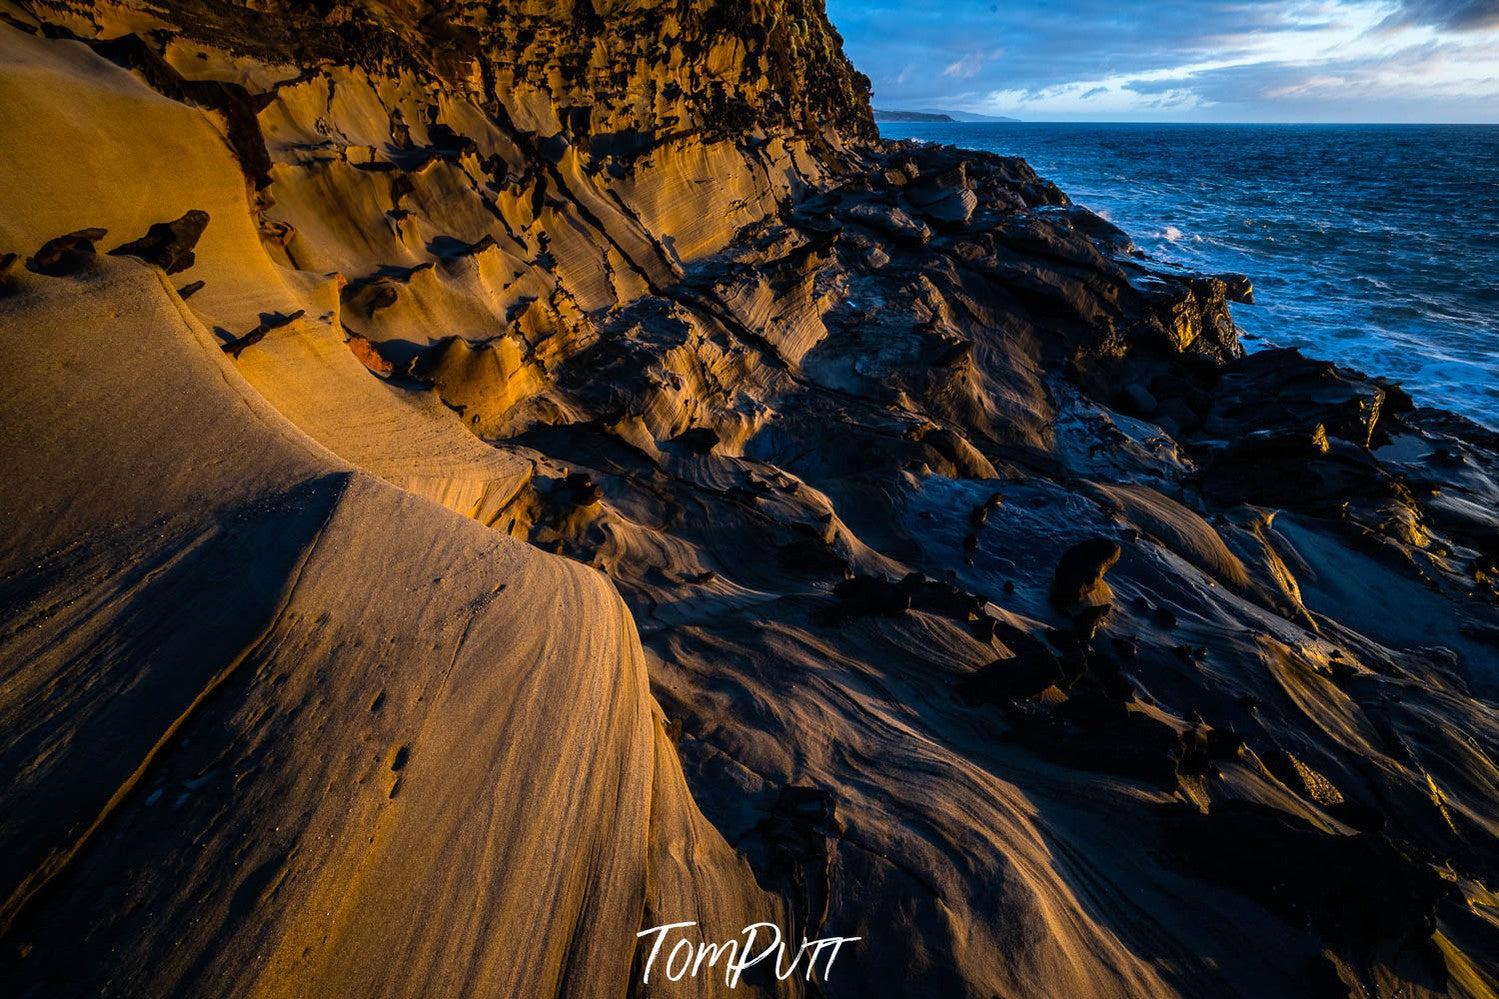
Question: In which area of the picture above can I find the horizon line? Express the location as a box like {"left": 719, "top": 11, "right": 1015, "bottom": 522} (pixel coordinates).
{"left": 876, "top": 117, "right": 1499, "bottom": 126}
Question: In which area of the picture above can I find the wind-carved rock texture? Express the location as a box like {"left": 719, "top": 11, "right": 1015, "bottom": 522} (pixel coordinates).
{"left": 1, "top": 2, "right": 1497, "bottom": 998}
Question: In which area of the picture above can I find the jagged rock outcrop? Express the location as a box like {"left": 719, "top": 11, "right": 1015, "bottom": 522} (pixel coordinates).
{"left": 109, "top": 209, "right": 211, "bottom": 273}
{"left": 1, "top": 2, "right": 1497, "bottom": 998}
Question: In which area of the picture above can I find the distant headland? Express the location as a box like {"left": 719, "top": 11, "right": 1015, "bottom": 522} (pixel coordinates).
{"left": 873, "top": 108, "right": 1021, "bottom": 123}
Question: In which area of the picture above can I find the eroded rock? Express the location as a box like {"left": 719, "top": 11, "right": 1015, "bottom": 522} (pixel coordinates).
{"left": 27, "top": 228, "right": 107, "bottom": 276}
{"left": 109, "top": 210, "right": 210, "bottom": 274}
{"left": 1051, "top": 538, "right": 1123, "bottom": 611}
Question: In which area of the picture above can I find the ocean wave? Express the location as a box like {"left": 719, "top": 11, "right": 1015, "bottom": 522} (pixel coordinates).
{"left": 904, "top": 122, "right": 1498, "bottom": 429}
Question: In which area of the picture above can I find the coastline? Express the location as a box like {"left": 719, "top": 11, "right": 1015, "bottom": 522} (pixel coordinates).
{"left": 878, "top": 120, "right": 1499, "bottom": 432}
{"left": 2, "top": 3, "right": 1497, "bottom": 997}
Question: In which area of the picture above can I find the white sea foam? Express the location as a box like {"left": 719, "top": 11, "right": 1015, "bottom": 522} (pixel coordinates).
{"left": 882, "top": 121, "right": 1499, "bottom": 429}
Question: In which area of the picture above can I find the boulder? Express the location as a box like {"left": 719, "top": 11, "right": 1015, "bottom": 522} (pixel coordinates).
{"left": 1221, "top": 273, "right": 1254, "bottom": 304}
{"left": 905, "top": 185, "right": 978, "bottom": 226}
{"left": 958, "top": 648, "right": 1065, "bottom": 702}
{"left": 0, "top": 252, "right": 19, "bottom": 294}
{"left": 1014, "top": 705, "right": 1189, "bottom": 789}
{"left": 109, "top": 210, "right": 210, "bottom": 274}
{"left": 831, "top": 574, "right": 910, "bottom": 616}
{"left": 1050, "top": 538, "right": 1122, "bottom": 611}
{"left": 837, "top": 200, "right": 932, "bottom": 244}
{"left": 28, "top": 227, "right": 107, "bottom": 276}
{"left": 1202, "top": 348, "right": 1389, "bottom": 448}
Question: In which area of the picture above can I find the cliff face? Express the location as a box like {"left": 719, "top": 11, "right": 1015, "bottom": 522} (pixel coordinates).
{"left": 85, "top": 0, "right": 876, "bottom": 143}
{"left": 3, "top": 2, "right": 1499, "bottom": 998}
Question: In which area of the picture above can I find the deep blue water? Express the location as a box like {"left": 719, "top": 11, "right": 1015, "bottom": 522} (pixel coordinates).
{"left": 878, "top": 122, "right": 1499, "bottom": 429}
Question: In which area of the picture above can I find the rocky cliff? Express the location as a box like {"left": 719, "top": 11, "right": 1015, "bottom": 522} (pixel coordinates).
{"left": 1, "top": 1, "right": 1497, "bottom": 998}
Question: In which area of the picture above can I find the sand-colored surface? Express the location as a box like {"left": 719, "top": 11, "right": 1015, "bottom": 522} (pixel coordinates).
{"left": 2, "top": 3, "right": 1497, "bottom": 998}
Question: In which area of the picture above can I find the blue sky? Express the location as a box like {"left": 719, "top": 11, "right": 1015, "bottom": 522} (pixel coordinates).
{"left": 825, "top": 0, "right": 1499, "bottom": 121}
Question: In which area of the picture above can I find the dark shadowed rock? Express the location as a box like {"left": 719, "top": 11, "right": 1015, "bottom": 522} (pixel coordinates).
{"left": 750, "top": 785, "right": 841, "bottom": 937}
{"left": 1304, "top": 955, "right": 1356, "bottom": 999}
{"left": 669, "top": 426, "right": 720, "bottom": 454}
{"left": 1054, "top": 681, "right": 1131, "bottom": 728}
{"left": 0, "top": 252, "right": 19, "bottom": 293}
{"left": 1177, "top": 727, "right": 1215, "bottom": 777}
{"left": 1051, "top": 538, "right": 1123, "bottom": 611}
{"left": 1202, "top": 348, "right": 1389, "bottom": 448}
{"left": 908, "top": 576, "right": 988, "bottom": 620}
{"left": 777, "top": 531, "right": 852, "bottom": 577}
{"left": 1221, "top": 273, "right": 1254, "bottom": 304}
{"left": 557, "top": 472, "right": 604, "bottom": 507}
{"left": 27, "top": 228, "right": 107, "bottom": 276}
{"left": 1117, "top": 383, "right": 1158, "bottom": 416}
{"left": 1205, "top": 728, "right": 1244, "bottom": 760}
{"left": 222, "top": 326, "right": 267, "bottom": 359}
{"left": 958, "top": 647, "right": 1065, "bottom": 703}
{"left": 836, "top": 200, "right": 932, "bottom": 244}
{"left": 1071, "top": 603, "right": 1112, "bottom": 640}
{"left": 831, "top": 574, "right": 911, "bottom": 617}
{"left": 109, "top": 210, "right": 210, "bottom": 274}
{"left": 221, "top": 310, "right": 303, "bottom": 359}
{"left": 905, "top": 163, "right": 979, "bottom": 225}
{"left": 427, "top": 122, "right": 477, "bottom": 157}
{"left": 1012, "top": 703, "right": 1188, "bottom": 788}
{"left": 1164, "top": 799, "right": 1450, "bottom": 965}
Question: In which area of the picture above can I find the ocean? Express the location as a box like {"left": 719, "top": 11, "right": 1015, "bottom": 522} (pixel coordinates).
{"left": 877, "top": 122, "right": 1499, "bottom": 430}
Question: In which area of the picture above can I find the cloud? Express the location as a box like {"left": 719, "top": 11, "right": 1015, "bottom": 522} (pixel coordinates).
{"left": 1383, "top": 0, "right": 1499, "bottom": 30}
{"left": 825, "top": 0, "right": 1499, "bottom": 121}
{"left": 943, "top": 53, "right": 990, "bottom": 79}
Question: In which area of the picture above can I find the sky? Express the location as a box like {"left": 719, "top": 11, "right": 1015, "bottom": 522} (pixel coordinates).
{"left": 824, "top": 0, "right": 1499, "bottom": 121}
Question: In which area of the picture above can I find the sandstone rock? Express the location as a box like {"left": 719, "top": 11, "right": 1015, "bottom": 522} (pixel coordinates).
{"left": 346, "top": 332, "right": 394, "bottom": 376}
{"left": 86, "top": 32, "right": 274, "bottom": 187}
{"left": 4, "top": 4, "right": 1497, "bottom": 997}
